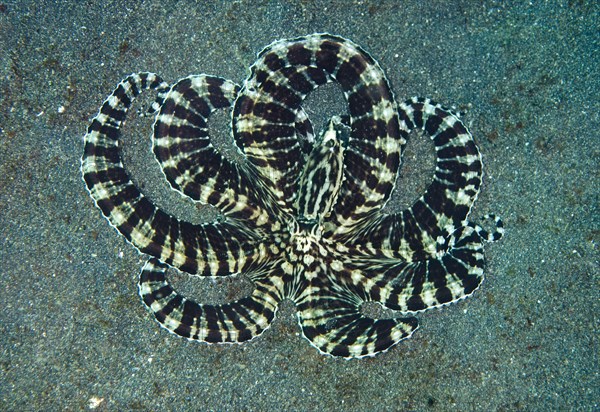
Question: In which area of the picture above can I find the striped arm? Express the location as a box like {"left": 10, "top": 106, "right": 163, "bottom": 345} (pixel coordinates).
{"left": 81, "top": 73, "right": 264, "bottom": 275}
{"left": 350, "top": 215, "right": 504, "bottom": 313}
{"left": 139, "top": 258, "right": 284, "bottom": 343}
{"left": 353, "top": 98, "right": 484, "bottom": 260}
{"left": 233, "top": 34, "right": 402, "bottom": 222}
{"left": 295, "top": 280, "right": 418, "bottom": 358}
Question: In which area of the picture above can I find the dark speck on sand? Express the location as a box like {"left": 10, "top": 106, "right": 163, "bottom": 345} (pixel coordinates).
{"left": 0, "top": 1, "right": 597, "bottom": 410}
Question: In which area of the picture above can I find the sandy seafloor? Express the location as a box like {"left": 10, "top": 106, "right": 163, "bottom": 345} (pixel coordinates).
{"left": 0, "top": 1, "right": 598, "bottom": 410}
